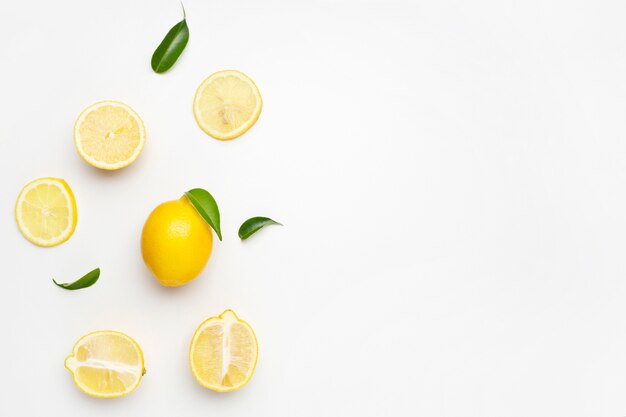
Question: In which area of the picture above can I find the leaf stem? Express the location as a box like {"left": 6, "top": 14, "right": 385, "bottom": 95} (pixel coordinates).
{"left": 181, "top": 2, "right": 186, "bottom": 19}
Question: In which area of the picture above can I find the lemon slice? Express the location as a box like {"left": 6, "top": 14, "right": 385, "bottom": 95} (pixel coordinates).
{"left": 15, "top": 177, "right": 77, "bottom": 247}
{"left": 193, "top": 70, "right": 262, "bottom": 140}
{"left": 74, "top": 101, "right": 146, "bottom": 170}
{"left": 65, "top": 331, "right": 146, "bottom": 398}
{"left": 189, "top": 310, "right": 258, "bottom": 392}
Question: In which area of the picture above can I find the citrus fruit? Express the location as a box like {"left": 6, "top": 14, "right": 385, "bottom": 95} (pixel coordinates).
{"left": 141, "top": 196, "right": 213, "bottom": 286}
{"left": 193, "top": 70, "right": 262, "bottom": 140}
{"left": 15, "top": 177, "right": 77, "bottom": 247}
{"left": 74, "top": 100, "right": 146, "bottom": 170}
{"left": 64, "top": 331, "right": 145, "bottom": 398}
{"left": 189, "top": 310, "right": 258, "bottom": 392}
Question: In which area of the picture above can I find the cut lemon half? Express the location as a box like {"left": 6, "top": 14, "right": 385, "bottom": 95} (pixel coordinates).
{"left": 193, "top": 70, "right": 262, "bottom": 140}
{"left": 65, "top": 331, "right": 146, "bottom": 398}
{"left": 74, "top": 101, "right": 146, "bottom": 170}
{"left": 189, "top": 310, "right": 258, "bottom": 392}
{"left": 15, "top": 177, "right": 77, "bottom": 247}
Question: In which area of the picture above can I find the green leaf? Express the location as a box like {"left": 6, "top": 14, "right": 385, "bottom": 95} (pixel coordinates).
{"left": 53, "top": 268, "right": 100, "bottom": 290}
{"left": 185, "top": 188, "right": 222, "bottom": 240}
{"left": 151, "top": 4, "right": 189, "bottom": 73}
{"left": 238, "top": 217, "right": 282, "bottom": 240}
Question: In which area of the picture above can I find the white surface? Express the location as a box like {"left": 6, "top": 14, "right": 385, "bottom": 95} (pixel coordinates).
{"left": 1, "top": 0, "right": 625, "bottom": 415}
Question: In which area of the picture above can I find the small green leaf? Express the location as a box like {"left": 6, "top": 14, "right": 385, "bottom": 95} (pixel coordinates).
{"left": 151, "top": 4, "right": 189, "bottom": 73}
{"left": 239, "top": 217, "right": 282, "bottom": 240}
{"left": 53, "top": 268, "right": 100, "bottom": 290}
{"left": 185, "top": 188, "right": 222, "bottom": 240}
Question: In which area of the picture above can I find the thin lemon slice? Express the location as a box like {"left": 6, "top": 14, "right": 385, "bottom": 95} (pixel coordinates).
{"left": 15, "top": 177, "right": 77, "bottom": 247}
{"left": 189, "top": 310, "right": 258, "bottom": 392}
{"left": 65, "top": 331, "right": 145, "bottom": 398}
{"left": 74, "top": 101, "right": 146, "bottom": 170}
{"left": 193, "top": 70, "right": 263, "bottom": 140}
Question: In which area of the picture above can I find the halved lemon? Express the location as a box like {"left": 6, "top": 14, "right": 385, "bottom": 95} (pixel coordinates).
{"left": 193, "top": 70, "right": 262, "bottom": 140}
{"left": 74, "top": 101, "right": 146, "bottom": 170}
{"left": 65, "top": 331, "right": 146, "bottom": 398}
{"left": 189, "top": 310, "right": 258, "bottom": 392}
{"left": 15, "top": 177, "right": 77, "bottom": 247}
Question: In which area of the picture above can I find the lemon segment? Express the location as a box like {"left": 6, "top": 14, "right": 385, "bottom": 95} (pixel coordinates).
{"left": 193, "top": 70, "right": 262, "bottom": 140}
{"left": 65, "top": 331, "right": 145, "bottom": 398}
{"left": 74, "top": 101, "right": 146, "bottom": 170}
{"left": 189, "top": 310, "right": 258, "bottom": 392}
{"left": 15, "top": 177, "right": 77, "bottom": 247}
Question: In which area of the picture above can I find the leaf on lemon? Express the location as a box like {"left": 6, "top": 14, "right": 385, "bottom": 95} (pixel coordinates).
{"left": 151, "top": 4, "right": 189, "bottom": 73}
{"left": 53, "top": 267, "right": 100, "bottom": 290}
{"left": 238, "top": 217, "right": 282, "bottom": 240}
{"left": 185, "top": 188, "right": 222, "bottom": 240}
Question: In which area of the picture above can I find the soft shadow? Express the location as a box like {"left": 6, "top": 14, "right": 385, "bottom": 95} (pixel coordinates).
{"left": 75, "top": 150, "right": 147, "bottom": 180}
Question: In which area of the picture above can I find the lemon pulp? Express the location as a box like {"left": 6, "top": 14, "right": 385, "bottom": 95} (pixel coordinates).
{"left": 193, "top": 70, "right": 262, "bottom": 140}
{"left": 189, "top": 310, "right": 258, "bottom": 392}
{"left": 74, "top": 100, "right": 146, "bottom": 170}
{"left": 15, "top": 177, "right": 77, "bottom": 247}
{"left": 65, "top": 331, "right": 145, "bottom": 398}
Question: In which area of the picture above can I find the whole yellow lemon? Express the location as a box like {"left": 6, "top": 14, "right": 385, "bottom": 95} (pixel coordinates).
{"left": 141, "top": 196, "right": 213, "bottom": 286}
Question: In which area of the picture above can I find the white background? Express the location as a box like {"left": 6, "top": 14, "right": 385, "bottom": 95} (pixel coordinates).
{"left": 1, "top": 0, "right": 626, "bottom": 415}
